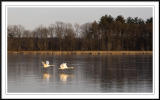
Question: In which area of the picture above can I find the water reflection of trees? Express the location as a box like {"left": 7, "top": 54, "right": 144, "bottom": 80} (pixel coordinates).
{"left": 99, "top": 55, "right": 152, "bottom": 92}
{"left": 74, "top": 55, "right": 103, "bottom": 85}
{"left": 74, "top": 55, "right": 152, "bottom": 92}
{"left": 8, "top": 53, "right": 43, "bottom": 81}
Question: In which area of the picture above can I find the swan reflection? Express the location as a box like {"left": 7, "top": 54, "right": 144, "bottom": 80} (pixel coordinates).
{"left": 60, "top": 73, "right": 74, "bottom": 82}
{"left": 43, "top": 72, "right": 51, "bottom": 80}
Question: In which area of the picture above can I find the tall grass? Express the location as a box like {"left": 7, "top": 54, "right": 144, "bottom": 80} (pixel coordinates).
{"left": 8, "top": 51, "right": 152, "bottom": 55}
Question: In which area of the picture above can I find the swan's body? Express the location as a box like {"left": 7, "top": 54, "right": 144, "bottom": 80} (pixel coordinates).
{"left": 42, "top": 61, "right": 55, "bottom": 68}
{"left": 59, "top": 63, "right": 74, "bottom": 70}
{"left": 59, "top": 63, "right": 68, "bottom": 69}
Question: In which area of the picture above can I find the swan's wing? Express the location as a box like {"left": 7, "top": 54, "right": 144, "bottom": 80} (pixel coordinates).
{"left": 64, "top": 63, "right": 68, "bottom": 68}
{"left": 60, "top": 64, "right": 63, "bottom": 68}
{"left": 46, "top": 61, "right": 49, "bottom": 65}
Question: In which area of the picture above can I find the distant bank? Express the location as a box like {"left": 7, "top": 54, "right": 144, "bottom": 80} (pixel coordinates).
{"left": 8, "top": 51, "right": 152, "bottom": 55}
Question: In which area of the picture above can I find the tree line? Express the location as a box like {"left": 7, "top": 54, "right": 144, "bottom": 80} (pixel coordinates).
{"left": 8, "top": 15, "right": 152, "bottom": 51}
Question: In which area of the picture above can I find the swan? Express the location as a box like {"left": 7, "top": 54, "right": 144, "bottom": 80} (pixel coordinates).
{"left": 59, "top": 63, "right": 74, "bottom": 70}
{"left": 42, "top": 61, "right": 55, "bottom": 68}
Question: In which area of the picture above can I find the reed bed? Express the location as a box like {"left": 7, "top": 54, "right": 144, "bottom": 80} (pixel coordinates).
{"left": 8, "top": 51, "right": 152, "bottom": 55}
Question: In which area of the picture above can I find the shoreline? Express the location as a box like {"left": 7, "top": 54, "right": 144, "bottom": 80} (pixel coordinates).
{"left": 8, "top": 51, "right": 152, "bottom": 55}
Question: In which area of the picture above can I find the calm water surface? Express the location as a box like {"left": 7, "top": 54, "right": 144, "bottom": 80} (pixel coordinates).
{"left": 8, "top": 54, "right": 152, "bottom": 93}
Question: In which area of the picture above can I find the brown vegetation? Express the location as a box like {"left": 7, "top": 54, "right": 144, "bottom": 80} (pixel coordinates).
{"left": 8, "top": 51, "right": 152, "bottom": 55}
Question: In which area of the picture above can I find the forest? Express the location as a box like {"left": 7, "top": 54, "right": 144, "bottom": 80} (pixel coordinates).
{"left": 8, "top": 15, "right": 152, "bottom": 51}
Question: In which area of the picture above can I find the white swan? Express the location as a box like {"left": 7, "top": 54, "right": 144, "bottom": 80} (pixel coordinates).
{"left": 59, "top": 63, "right": 74, "bottom": 70}
{"left": 42, "top": 61, "right": 55, "bottom": 68}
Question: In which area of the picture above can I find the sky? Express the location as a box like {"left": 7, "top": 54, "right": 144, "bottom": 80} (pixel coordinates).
{"left": 8, "top": 7, "right": 153, "bottom": 30}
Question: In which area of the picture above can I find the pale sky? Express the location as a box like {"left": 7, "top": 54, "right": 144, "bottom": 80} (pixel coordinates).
{"left": 8, "top": 7, "right": 152, "bottom": 30}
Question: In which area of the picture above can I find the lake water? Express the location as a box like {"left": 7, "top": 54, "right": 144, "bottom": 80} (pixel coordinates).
{"left": 8, "top": 54, "right": 152, "bottom": 93}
